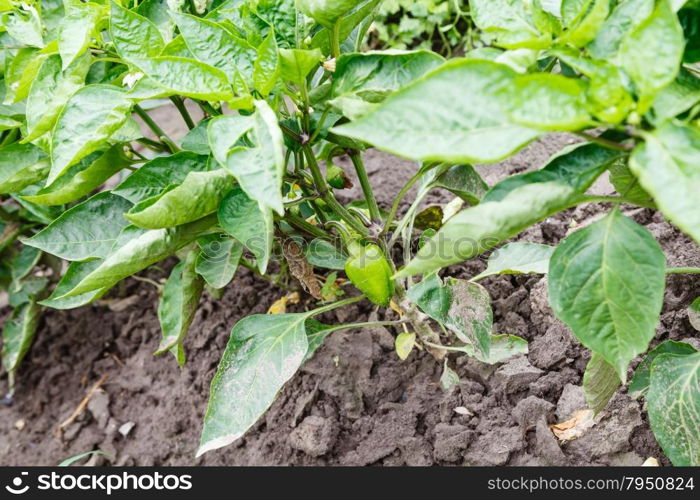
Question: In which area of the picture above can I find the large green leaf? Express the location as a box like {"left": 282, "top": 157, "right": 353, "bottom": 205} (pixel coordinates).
{"left": 583, "top": 353, "right": 621, "bottom": 415}
{"left": 0, "top": 143, "right": 50, "bottom": 194}
{"left": 1, "top": 300, "right": 41, "bottom": 374}
{"left": 483, "top": 141, "right": 626, "bottom": 202}
{"left": 619, "top": 0, "right": 684, "bottom": 112}
{"left": 588, "top": 0, "right": 654, "bottom": 59}
{"left": 218, "top": 186, "right": 273, "bottom": 273}
{"left": 470, "top": 0, "right": 550, "bottom": 48}
{"left": 3, "top": 47, "right": 49, "bottom": 104}
{"left": 58, "top": 3, "right": 103, "bottom": 70}
{"left": 329, "top": 50, "right": 444, "bottom": 119}
{"left": 472, "top": 242, "right": 554, "bottom": 281}
{"left": 548, "top": 210, "right": 666, "bottom": 381}
{"left": 395, "top": 182, "right": 582, "bottom": 278}
{"left": 432, "top": 164, "right": 488, "bottom": 205}
{"left": 197, "top": 312, "right": 311, "bottom": 455}
{"left": 278, "top": 48, "right": 323, "bottom": 87}
{"left": 648, "top": 352, "right": 700, "bottom": 466}
{"left": 60, "top": 215, "right": 217, "bottom": 297}
{"left": 125, "top": 169, "right": 235, "bottom": 229}
{"left": 24, "top": 147, "right": 129, "bottom": 206}
{"left": 195, "top": 235, "right": 244, "bottom": 289}
{"left": 253, "top": 30, "right": 279, "bottom": 97}
{"left": 629, "top": 340, "right": 698, "bottom": 395}
{"left": 652, "top": 68, "right": 700, "bottom": 124}
{"left": 559, "top": 0, "right": 609, "bottom": 47}
{"left": 49, "top": 84, "right": 133, "bottom": 184}
{"left": 1, "top": 7, "right": 44, "bottom": 47}
{"left": 173, "top": 12, "right": 256, "bottom": 84}
{"left": 156, "top": 250, "right": 204, "bottom": 365}
{"left": 503, "top": 73, "right": 591, "bottom": 130}
{"left": 224, "top": 100, "right": 285, "bottom": 214}
{"left": 309, "top": 0, "right": 380, "bottom": 54}
{"left": 132, "top": 57, "right": 234, "bottom": 101}
{"left": 39, "top": 260, "right": 111, "bottom": 310}
{"left": 207, "top": 113, "right": 254, "bottom": 166}
{"left": 407, "top": 273, "right": 492, "bottom": 356}
{"left": 113, "top": 152, "right": 211, "bottom": 203}
{"left": 23, "top": 53, "right": 90, "bottom": 142}
{"left": 297, "top": 0, "right": 365, "bottom": 27}
{"left": 629, "top": 123, "right": 700, "bottom": 244}
{"left": 23, "top": 192, "right": 133, "bottom": 261}
{"left": 110, "top": 1, "right": 165, "bottom": 61}
{"left": 332, "top": 60, "right": 541, "bottom": 164}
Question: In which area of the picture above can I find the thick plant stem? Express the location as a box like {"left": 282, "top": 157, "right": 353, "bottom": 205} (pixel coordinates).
{"left": 285, "top": 212, "right": 331, "bottom": 239}
{"left": 350, "top": 152, "right": 381, "bottom": 223}
{"left": 133, "top": 105, "right": 181, "bottom": 153}
{"left": 666, "top": 267, "right": 700, "bottom": 275}
{"left": 170, "top": 96, "right": 196, "bottom": 130}
{"left": 574, "top": 131, "right": 633, "bottom": 152}
{"left": 303, "top": 146, "right": 369, "bottom": 237}
{"left": 331, "top": 20, "right": 342, "bottom": 60}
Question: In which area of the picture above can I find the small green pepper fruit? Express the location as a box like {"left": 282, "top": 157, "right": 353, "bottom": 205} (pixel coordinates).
{"left": 344, "top": 241, "right": 394, "bottom": 306}
{"left": 326, "top": 163, "right": 353, "bottom": 189}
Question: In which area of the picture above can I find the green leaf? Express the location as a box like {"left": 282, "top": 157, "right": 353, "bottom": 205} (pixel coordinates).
{"left": 0, "top": 143, "right": 50, "bottom": 194}
{"left": 173, "top": 12, "right": 256, "bottom": 84}
{"left": 113, "top": 152, "right": 211, "bottom": 203}
{"left": 60, "top": 215, "right": 216, "bottom": 297}
{"left": 332, "top": 60, "right": 541, "bottom": 164}
{"left": 559, "top": 0, "right": 609, "bottom": 47}
{"left": 690, "top": 297, "right": 700, "bottom": 331}
{"left": 24, "top": 147, "right": 130, "bottom": 206}
{"left": 432, "top": 164, "right": 488, "bottom": 205}
{"left": 10, "top": 244, "right": 41, "bottom": 283}
{"left": 218, "top": 186, "right": 273, "bottom": 273}
{"left": 49, "top": 84, "right": 132, "bottom": 184}
{"left": 407, "top": 273, "right": 492, "bottom": 356}
{"left": 2, "top": 7, "right": 44, "bottom": 48}
{"left": 58, "top": 3, "right": 103, "bottom": 70}
{"left": 629, "top": 340, "right": 698, "bottom": 395}
{"left": 297, "top": 0, "right": 366, "bottom": 28}
{"left": 278, "top": 48, "right": 323, "bottom": 86}
{"left": 195, "top": 235, "right": 244, "bottom": 289}
{"left": 309, "top": 0, "right": 380, "bottom": 54}
{"left": 253, "top": 30, "right": 279, "bottom": 97}
{"left": 39, "top": 260, "right": 110, "bottom": 310}
{"left": 453, "top": 333, "right": 529, "bottom": 364}
{"left": 608, "top": 160, "right": 655, "bottom": 209}
{"left": 8, "top": 276, "right": 48, "bottom": 307}
{"left": 207, "top": 114, "right": 254, "bottom": 166}
{"left": 396, "top": 182, "right": 582, "bottom": 278}
{"left": 548, "top": 210, "right": 666, "bottom": 381}
{"left": 329, "top": 49, "right": 445, "bottom": 119}
{"left": 483, "top": 141, "right": 626, "bottom": 203}
{"left": 304, "top": 238, "right": 346, "bottom": 270}
{"left": 589, "top": 0, "right": 654, "bottom": 60}
{"left": 619, "top": 0, "right": 685, "bottom": 113}
{"left": 472, "top": 243, "right": 554, "bottom": 281}
{"left": 440, "top": 359, "right": 460, "bottom": 390}
{"left": 470, "top": 0, "right": 550, "bottom": 48}
{"left": 503, "top": 73, "right": 591, "bottom": 130}
{"left": 110, "top": 1, "right": 165, "bottom": 61}
{"left": 23, "top": 53, "right": 91, "bottom": 142}
{"left": 58, "top": 450, "right": 108, "bottom": 467}
{"left": 156, "top": 250, "right": 204, "bottom": 365}
{"left": 647, "top": 352, "right": 700, "bottom": 466}
{"left": 24, "top": 192, "right": 133, "bottom": 261}
{"left": 2, "top": 300, "right": 41, "bottom": 374}
{"left": 395, "top": 331, "right": 416, "bottom": 360}
{"left": 224, "top": 100, "right": 285, "bottom": 214}
{"left": 125, "top": 169, "right": 235, "bottom": 229}
{"left": 197, "top": 312, "right": 311, "bottom": 455}
{"left": 132, "top": 57, "right": 234, "bottom": 101}
{"left": 4, "top": 47, "right": 50, "bottom": 104}
{"left": 652, "top": 69, "right": 700, "bottom": 125}
{"left": 583, "top": 353, "right": 621, "bottom": 415}
{"left": 181, "top": 118, "right": 212, "bottom": 154}
{"left": 629, "top": 123, "right": 700, "bottom": 244}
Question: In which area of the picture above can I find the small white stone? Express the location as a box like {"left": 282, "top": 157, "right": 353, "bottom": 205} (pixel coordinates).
{"left": 118, "top": 422, "right": 135, "bottom": 437}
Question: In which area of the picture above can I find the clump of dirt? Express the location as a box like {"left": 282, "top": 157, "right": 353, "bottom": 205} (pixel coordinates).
{"left": 1, "top": 136, "right": 698, "bottom": 466}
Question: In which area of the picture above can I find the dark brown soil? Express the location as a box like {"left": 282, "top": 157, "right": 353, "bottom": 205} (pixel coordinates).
{"left": 1, "top": 137, "right": 698, "bottom": 466}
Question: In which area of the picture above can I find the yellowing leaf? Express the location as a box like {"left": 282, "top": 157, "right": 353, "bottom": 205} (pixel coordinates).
{"left": 395, "top": 332, "right": 416, "bottom": 360}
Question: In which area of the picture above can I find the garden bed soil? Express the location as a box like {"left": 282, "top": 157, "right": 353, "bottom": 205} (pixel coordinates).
{"left": 1, "top": 135, "right": 698, "bottom": 466}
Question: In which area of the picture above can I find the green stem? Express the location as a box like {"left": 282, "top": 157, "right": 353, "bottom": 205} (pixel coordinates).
{"left": 317, "top": 320, "right": 407, "bottom": 335}
{"left": 133, "top": 105, "right": 181, "bottom": 153}
{"left": 574, "top": 131, "right": 633, "bottom": 152}
{"left": 170, "top": 96, "right": 196, "bottom": 130}
{"left": 666, "top": 267, "right": 700, "bottom": 275}
{"left": 303, "top": 146, "right": 369, "bottom": 237}
{"left": 195, "top": 100, "right": 222, "bottom": 117}
{"left": 311, "top": 295, "right": 364, "bottom": 316}
{"left": 285, "top": 212, "right": 331, "bottom": 239}
{"left": 379, "top": 169, "right": 424, "bottom": 239}
{"left": 136, "top": 137, "right": 169, "bottom": 153}
{"left": 350, "top": 152, "right": 381, "bottom": 223}
{"left": 331, "top": 20, "right": 342, "bottom": 60}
